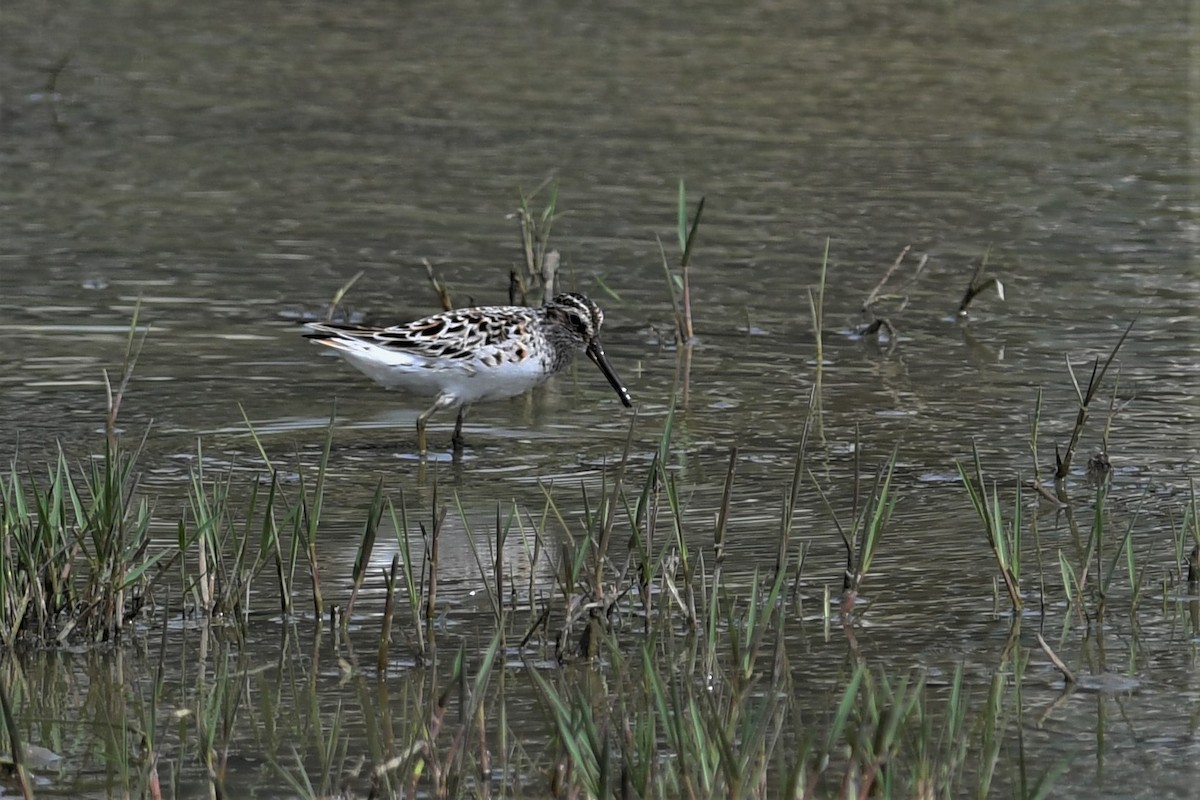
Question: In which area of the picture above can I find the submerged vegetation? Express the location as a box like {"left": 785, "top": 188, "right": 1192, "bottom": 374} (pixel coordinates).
{"left": 0, "top": 189, "right": 1196, "bottom": 800}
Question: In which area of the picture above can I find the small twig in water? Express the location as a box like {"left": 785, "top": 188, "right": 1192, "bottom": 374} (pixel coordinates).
{"left": 1036, "top": 632, "right": 1076, "bottom": 685}
{"left": 859, "top": 245, "right": 924, "bottom": 340}
{"left": 862, "top": 245, "right": 911, "bottom": 312}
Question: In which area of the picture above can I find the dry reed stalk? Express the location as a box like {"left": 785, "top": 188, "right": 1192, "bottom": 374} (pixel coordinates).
{"left": 424, "top": 258, "right": 454, "bottom": 311}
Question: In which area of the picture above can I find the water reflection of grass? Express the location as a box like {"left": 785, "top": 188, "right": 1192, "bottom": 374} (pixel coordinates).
{"left": 1, "top": 252, "right": 1196, "bottom": 800}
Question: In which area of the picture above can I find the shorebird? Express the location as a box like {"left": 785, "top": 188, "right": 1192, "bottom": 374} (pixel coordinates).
{"left": 303, "top": 292, "right": 633, "bottom": 454}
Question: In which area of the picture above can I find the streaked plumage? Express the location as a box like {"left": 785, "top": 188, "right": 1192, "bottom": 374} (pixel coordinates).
{"left": 303, "top": 292, "right": 633, "bottom": 454}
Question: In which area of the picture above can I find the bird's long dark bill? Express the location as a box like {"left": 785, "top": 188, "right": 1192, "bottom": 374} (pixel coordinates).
{"left": 586, "top": 342, "right": 633, "bottom": 408}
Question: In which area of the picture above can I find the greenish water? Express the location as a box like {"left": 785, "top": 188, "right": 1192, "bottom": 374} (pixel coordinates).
{"left": 1, "top": 0, "right": 1196, "bottom": 797}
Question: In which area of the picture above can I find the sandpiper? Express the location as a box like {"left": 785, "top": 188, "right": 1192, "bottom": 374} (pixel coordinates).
{"left": 303, "top": 292, "right": 633, "bottom": 454}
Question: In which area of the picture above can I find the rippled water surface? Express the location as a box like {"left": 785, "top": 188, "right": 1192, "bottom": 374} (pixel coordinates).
{"left": 2, "top": 0, "right": 1196, "bottom": 796}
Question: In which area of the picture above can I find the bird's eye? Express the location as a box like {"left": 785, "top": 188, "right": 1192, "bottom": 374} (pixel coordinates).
{"left": 570, "top": 313, "right": 591, "bottom": 339}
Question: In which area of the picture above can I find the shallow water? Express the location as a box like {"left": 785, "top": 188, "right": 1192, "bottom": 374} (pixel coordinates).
{"left": 1, "top": 0, "right": 1197, "bottom": 796}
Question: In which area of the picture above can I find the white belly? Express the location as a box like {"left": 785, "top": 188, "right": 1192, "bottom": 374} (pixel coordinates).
{"left": 325, "top": 338, "right": 560, "bottom": 406}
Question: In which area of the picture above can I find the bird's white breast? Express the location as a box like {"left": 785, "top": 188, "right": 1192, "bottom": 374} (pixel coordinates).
{"left": 320, "top": 337, "right": 560, "bottom": 405}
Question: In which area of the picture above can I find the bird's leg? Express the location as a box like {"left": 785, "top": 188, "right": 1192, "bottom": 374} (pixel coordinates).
{"left": 416, "top": 394, "right": 458, "bottom": 456}
{"left": 415, "top": 408, "right": 431, "bottom": 456}
{"left": 451, "top": 405, "right": 469, "bottom": 456}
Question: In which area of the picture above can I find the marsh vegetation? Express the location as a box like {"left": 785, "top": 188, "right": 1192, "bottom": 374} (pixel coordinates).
{"left": 1, "top": 188, "right": 1195, "bottom": 800}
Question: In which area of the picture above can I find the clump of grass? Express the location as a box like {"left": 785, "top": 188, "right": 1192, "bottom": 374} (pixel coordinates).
{"left": 512, "top": 179, "right": 562, "bottom": 304}
{"left": 956, "top": 321, "right": 1139, "bottom": 619}
{"left": 1, "top": 372, "right": 1104, "bottom": 800}
{"left": 184, "top": 442, "right": 292, "bottom": 625}
{"left": 513, "top": 392, "right": 1062, "bottom": 800}
{"left": 957, "top": 441, "right": 1025, "bottom": 615}
{"left": 812, "top": 430, "right": 898, "bottom": 618}
{"left": 0, "top": 312, "right": 173, "bottom": 648}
